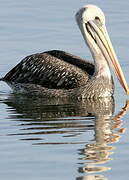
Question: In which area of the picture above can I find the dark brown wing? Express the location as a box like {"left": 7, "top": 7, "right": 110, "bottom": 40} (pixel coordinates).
{"left": 3, "top": 50, "right": 95, "bottom": 89}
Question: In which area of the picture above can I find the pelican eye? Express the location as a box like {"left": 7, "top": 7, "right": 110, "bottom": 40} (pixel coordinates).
{"left": 95, "top": 16, "right": 100, "bottom": 21}
{"left": 94, "top": 16, "right": 103, "bottom": 27}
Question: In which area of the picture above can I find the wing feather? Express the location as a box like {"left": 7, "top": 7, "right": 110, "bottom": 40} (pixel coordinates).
{"left": 3, "top": 50, "right": 95, "bottom": 89}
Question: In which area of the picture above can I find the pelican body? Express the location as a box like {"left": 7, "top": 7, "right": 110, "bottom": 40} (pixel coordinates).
{"left": 1, "top": 5, "right": 129, "bottom": 98}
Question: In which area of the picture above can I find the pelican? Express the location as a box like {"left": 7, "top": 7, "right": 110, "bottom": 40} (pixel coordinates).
{"left": 1, "top": 5, "right": 129, "bottom": 98}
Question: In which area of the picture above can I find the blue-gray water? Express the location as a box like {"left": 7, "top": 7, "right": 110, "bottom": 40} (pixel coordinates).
{"left": 0, "top": 1, "right": 129, "bottom": 180}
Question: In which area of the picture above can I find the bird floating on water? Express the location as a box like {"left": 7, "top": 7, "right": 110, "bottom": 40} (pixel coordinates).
{"left": 1, "top": 4, "right": 129, "bottom": 98}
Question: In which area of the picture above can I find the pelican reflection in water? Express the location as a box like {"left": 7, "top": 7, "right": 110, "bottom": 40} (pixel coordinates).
{"left": 2, "top": 95, "right": 129, "bottom": 180}
{"left": 77, "top": 101, "right": 128, "bottom": 180}
{"left": 0, "top": 5, "right": 129, "bottom": 98}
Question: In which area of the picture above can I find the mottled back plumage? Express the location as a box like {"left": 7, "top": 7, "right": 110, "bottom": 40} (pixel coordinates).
{"left": 3, "top": 50, "right": 94, "bottom": 89}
